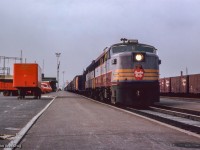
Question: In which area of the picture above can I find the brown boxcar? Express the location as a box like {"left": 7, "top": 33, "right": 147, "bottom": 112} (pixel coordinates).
{"left": 159, "top": 78, "right": 164, "bottom": 93}
{"left": 180, "top": 76, "right": 188, "bottom": 93}
{"left": 189, "top": 74, "right": 200, "bottom": 94}
{"left": 160, "top": 77, "right": 171, "bottom": 93}
{"left": 170, "top": 76, "right": 188, "bottom": 94}
{"left": 171, "top": 76, "right": 179, "bottom": 93}
{"left": 171, "top": 76, "right": 187, "bottom": 94}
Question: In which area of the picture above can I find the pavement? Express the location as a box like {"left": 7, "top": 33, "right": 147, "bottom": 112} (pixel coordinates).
{"left": 13, "top": 91, "right": 200, "bottom": 150}
{"left": 0, "top": 93, "right": 52, "bottom": 148}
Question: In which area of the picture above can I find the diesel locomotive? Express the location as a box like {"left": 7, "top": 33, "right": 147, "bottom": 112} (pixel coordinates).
{"left": 67, "top": 38, "right": 161, "bottom": 106}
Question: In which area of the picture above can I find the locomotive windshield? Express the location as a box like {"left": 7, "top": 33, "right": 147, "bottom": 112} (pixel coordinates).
{"left": 112, "top": 44, "right": 156, "bottom": 54}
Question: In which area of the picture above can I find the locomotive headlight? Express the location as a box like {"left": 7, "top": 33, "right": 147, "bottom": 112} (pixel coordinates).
{"left": 133, "top": 53, "right": 145, "bottom": 62}
{"left": 135, "top": 54, "right": 143, "bottom": 61}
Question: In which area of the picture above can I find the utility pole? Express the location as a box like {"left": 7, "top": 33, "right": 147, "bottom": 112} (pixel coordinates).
{"left": 55, "top": 53, "right": 61, "bottom": 90}
{"left": 20, "top": 50, "right": 23, "bottom": 63}
{"left": 0, "top": 56, "right": 22, "bottom": 76}
{"left": 42, "top": 59, "right": 45, "bottom": 74}
{"left": 62, "top": 71, "right": 65, "bottom": 89}
{"left": 186, "top": 67, "right": 188, "bottom": 75}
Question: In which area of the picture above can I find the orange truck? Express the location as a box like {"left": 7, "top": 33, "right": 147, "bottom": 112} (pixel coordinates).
{"left": 13, "top": 63, "right": 42, "bottom": 99}
{"left": 0, "top": 79, "right": 18, "bottom": 96}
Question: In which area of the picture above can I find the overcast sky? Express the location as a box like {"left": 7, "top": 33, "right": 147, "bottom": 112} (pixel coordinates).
{"left": 0, "top": 0, "right": 200, "bottom": 87}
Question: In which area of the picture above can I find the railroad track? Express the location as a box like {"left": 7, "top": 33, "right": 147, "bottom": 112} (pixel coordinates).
{"left": 125, "top": 105, "right": 200, "bottom": 134}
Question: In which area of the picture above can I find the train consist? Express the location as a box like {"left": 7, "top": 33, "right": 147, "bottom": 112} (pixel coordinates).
{"left": 66, "top": 38, "right": 161, "bottom": 106}
{"left": 160, "top": 74, "right": 200, "bottom": 97}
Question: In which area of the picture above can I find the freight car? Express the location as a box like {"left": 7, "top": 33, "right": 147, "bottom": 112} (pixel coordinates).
{"left": 67, "top": 38, "right": 161, "bottom": 106}
{"left": 66, "top": 75, "right": 85, "bottom": 94}
{"left": 65, "top": 81, "right": 73, "bottom": 92}
{"left": 13, "top": 63, "right": 42, "bottom": 99}
{"left": 160, "top": 74, "right": 200, "bottom": 97}
{"left": 72, "top": 75, "right": 85, "bottom": 94}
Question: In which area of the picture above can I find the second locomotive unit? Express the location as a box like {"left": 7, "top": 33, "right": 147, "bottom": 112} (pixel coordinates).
{"left": 67, "top": 38, "right": 161, "bottom": 106}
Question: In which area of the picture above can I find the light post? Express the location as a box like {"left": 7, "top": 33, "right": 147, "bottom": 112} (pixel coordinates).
{"left": 62, "top": 71, "right": 65, "bottom": 89}
{"left": 55, "top": 52, "right": 61, "bottom": 90}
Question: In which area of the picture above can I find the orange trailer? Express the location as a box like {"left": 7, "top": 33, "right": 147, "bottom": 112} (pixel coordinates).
{"left": 0, "top": 79, "right": 18, "bottom": 96}
{"left": 13, "top": 63, "right": 42, "bottom": 99}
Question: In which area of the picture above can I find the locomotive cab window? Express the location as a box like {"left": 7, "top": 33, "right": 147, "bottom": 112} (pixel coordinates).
{"left": 112, "top": 45, "right": 135, "bottom": 54}
{"left": 111, "top": 44, "right": 156, "bottom": 54}
{"left": 101, "top": 57, "right": 104, "bottom": 64}
{"left": 136, "top": 45, "right": 155, "bottom": 53}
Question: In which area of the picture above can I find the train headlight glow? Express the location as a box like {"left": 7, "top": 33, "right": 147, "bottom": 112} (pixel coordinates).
{"left": 135, "top": 54, "right": 143, "bottom": 61}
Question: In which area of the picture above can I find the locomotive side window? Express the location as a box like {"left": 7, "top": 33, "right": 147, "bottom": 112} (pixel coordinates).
{"left": 104, "top": 50, "right": 111, "bottom": 61}
{"left": 104, "top": 53, "right": 107, "bottom": 61}
{"left": 100, "top": 57, "right": 104, "bottom": 65}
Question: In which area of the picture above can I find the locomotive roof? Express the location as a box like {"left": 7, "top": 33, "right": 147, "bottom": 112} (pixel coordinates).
{"left": 94, "top": 42, "right": 156, "bottom": 62}
{"left": 111, "top": 42, "right": 156, "bottom": 50}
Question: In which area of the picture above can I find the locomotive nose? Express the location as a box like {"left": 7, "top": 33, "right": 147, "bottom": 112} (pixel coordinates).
{"left": 136, "top": 90, "right": 140, "bottom": 96}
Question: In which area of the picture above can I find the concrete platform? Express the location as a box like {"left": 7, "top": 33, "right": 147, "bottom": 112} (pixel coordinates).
{"left": 17, "top": 91, "right": 200, "bottom": 150}
{"left": 158, "top": 97, "right": 200, "bottom": 112}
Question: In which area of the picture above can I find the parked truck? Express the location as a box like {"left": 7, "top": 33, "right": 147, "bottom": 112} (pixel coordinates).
{"left": 13, "top": 63, "right": 42, "bottom": 99}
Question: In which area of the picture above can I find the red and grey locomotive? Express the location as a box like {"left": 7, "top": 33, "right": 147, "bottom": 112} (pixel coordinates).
{"left": 67, "top": 38, "right": 161, "bottom": 106}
